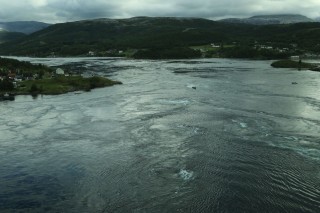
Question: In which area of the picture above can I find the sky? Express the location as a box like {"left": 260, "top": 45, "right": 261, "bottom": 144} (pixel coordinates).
{"left": 0, "top": 0, "right": 320, "bottom": 23}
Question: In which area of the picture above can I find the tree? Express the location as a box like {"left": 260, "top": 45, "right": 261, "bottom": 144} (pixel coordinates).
{"left": 30, "top": 83, "right": 39, "bottom": 93}
{"left": 0, "top": 79, "right": 14, "bottom": 91}
{"left": 38, "top": 70, "right": 45, "bottom": 79}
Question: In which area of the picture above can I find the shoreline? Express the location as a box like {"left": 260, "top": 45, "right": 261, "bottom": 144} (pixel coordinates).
{"left": 0, "top": 82, "right": 122, "bottom": 96}
{"left": 0, "top": 77, "right": 122, "bottom": 98}
{"left": 271, "top": 59, "right": 320, "bottom": 71}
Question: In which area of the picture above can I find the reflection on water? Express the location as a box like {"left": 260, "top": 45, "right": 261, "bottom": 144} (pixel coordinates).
{"left": 0, "top": 58, "right": 320, "bottom": 212}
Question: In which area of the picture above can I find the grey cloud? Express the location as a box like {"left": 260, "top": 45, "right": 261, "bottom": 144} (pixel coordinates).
{"left": 0, "top": 0, "right": 319, "bottom": 23}
{"left": 47, "top": 0, "right": 120, "bottom": 21}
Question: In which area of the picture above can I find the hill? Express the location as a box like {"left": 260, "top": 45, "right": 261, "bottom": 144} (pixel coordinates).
{"left": 0, "top": 30, "right": 26, "bottom": 44}
{"left": 0, "top": 17, "right": 240, "bottom": 56}
{"left": 0, "top": 21, "right": 50, "bottom": 34}
{"left": 1, "top": 17, "right": 320, "bottom": 57}
{"left": 219, "top": 14, "right": 314, "bottom": 25}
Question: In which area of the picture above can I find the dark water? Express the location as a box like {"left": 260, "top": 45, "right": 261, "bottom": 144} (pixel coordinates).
{"left": 0, "top": 58, "right": 320, "bottom": 212}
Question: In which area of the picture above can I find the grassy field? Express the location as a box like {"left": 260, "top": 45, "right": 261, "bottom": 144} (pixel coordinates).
{"left": 16, "top": 76, "right": 122, "bottom": 95}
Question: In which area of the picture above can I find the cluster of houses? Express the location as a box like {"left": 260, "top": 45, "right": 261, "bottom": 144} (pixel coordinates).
{"left": 87, "top": 49, "right": 124, "bottom": 56}
{"left": 0, "top": 70, "right": 31, "bottom": 89}
{"left": 0, "top": 67, "right": 73, "bottom": 90}
{"left": 254, "top": 44, "right": 291, "bottom": 53}
{"left": 252, "top": 42, "right": 304, "bottom": 54}
{"left": 1, "top": 70, "right": 27, "bottom": 81}
{"left": 197, "top": 42, "right": 297, "bottom": 54}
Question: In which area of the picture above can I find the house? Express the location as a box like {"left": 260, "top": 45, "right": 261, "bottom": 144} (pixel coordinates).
{"left": 33, "top": 73, "right": 39, "bottom": 79}
{"left": 88, "top": 51, "right": 95, "bottom": 56}
{"left": 56, "top": 68, "right": 65, "bottom": 75}
{"left": 7, "top": 73, "right": 16, "bottom": 80}
{"left": 290, "top": 56, "right": 300, "bottom": 61}
{"left": 211, "top": 43, "right": 220, "bottom": 48}
{"left": 259, "top": 45, "right": 273, "bottom": 50}
{"left": 14, "top": 75, "right": 23, "bottom": 82}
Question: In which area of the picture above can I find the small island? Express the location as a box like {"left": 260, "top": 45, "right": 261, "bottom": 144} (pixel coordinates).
{"left": 271, "top": 59, "right": 320, "bottom": 71}
{"left": 0, "top": 57, "right": 121, "bottom": 99}
{"left": 271, "top": 59, "right": 316, "bottom": 69}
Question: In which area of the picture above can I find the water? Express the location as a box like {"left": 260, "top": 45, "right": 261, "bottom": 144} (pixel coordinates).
{"left": 0, "top": 58, "right": 320, "bottom": 212}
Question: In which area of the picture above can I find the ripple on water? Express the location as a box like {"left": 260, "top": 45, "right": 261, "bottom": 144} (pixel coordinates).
{"left": 176, "top": 124, "right": 207, "bottom": 136}
{"left": 0, "top": 129, "right": 18, "bottom": 140}
{"left": 1, "top": 57, "right": 320, "bottom": 212}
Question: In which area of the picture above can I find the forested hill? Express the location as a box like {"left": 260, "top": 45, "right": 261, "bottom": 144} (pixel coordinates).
{"left": 1, "top": 17, "right": 320, "bottom": 57}
{"left": 0, "top": 30, "right": 25, "bottom": 44}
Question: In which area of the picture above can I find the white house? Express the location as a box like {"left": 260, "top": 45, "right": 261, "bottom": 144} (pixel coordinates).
{"left": 211, "top": 43, "right": 220, "bottom": 48}
{"left": 290, "top": 56, "right": 300, "bottom": 61}
{"left": 56, "top": 68, "right": 65, "bottom": 75}
{"left": 88, "top": 51, "right": 95, "bottom": 56}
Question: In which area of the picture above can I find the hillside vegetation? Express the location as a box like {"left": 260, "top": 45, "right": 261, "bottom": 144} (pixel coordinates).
{"left": 1, "top": 17, "right": 320, "bottom": 58}
{"left": 0, "top": 31, "right": 25, "bottom": 44}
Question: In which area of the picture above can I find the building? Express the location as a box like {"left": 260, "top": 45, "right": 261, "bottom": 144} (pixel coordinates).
{"left": 290, "top": 56, "right": 300, "bottom": 61}
{"left": 56, "top": 68, "right": 65, "bottom": 75}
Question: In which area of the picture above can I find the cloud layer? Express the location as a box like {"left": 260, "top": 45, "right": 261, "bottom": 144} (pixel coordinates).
{"left": 0, "top": 0, "right": 320, "bottom": 23}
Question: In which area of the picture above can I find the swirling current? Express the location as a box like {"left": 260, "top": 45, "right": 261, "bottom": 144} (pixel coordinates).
{"left": 0, "top": 57, "right": 319, "bottom": 212}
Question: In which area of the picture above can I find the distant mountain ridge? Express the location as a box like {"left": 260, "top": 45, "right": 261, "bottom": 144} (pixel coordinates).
{"left": 1, "top": 16, "right": 320, "bottom": 57}
{"left": 0, "top": 21, "right": 50, "bottom": 34}
{"left": 219, "top": 14, "right": 314, "bottom": 25}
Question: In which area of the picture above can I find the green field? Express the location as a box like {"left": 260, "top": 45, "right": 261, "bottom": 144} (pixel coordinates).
{"left": 16, "top": 76, "right": 122, "bottom": 95}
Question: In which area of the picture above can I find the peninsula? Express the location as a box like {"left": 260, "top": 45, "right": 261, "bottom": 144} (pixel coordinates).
{"left": 0, "top": 57, "right": 121, "bottom": 97}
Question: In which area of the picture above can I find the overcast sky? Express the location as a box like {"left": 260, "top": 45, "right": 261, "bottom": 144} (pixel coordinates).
{"left": 0, "top": 0, "right": 320, "bottom": 23}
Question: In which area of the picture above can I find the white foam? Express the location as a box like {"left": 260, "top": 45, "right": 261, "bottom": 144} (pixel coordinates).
{"left": 150, "top": 124, "right": 169, "bottom": 130}
{"left": 179, "top": 169, "right": 194, "bottom": 181}
{"left": 159, "top": 99, "right": 190, "bottom": 105}
{"left": 240, "top": 122, "right": 247, "bottom": 128}
{"left": 232, "top": 119, "right": 247, "bottom": 128}
{"left": 187, "top": 85, "right": 196, "bottom": 89}
{"left": 284, "top": 136, "right": 298, "bottom": 141}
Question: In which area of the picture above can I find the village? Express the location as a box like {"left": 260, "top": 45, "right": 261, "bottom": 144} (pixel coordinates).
{"left": 191, "top": 42, "right": 320, "bottom": 59}
{"left": 0, "top": 61, "right": 69, "bottom": 91}
{"left": 0, "top": 57, "right": 121, "bottom": 99}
